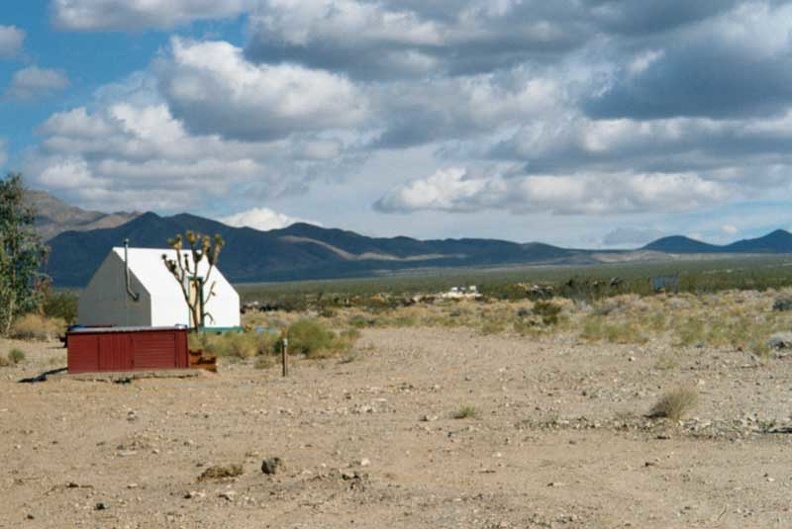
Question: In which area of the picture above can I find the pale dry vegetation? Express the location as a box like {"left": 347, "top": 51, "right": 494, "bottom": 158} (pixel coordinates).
{"left": 241, "top": 288, "right": 790, "bottom": 362}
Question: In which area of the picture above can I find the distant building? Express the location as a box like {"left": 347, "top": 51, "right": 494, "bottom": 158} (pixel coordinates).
{"left": 78, "top": 247, "right": 240, "bottom": 330}
{"left": 440, "top": 285, "right": 481, "bottom": 299}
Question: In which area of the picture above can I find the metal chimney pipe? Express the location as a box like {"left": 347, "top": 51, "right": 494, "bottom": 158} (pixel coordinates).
{"left": 124, "top": 238, "right": 140, "bottom": 302}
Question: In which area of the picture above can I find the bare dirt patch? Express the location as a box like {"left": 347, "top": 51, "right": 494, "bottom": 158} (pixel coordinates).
{"left": 1, "top": 325, "right": 791, "bottom": 528}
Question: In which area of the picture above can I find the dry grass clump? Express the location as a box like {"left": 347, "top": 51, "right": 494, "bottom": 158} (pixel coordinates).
{"left": 580, "top": 315, "right": 649, "bottom": 344}
{"left": 197, "top": 463, "right": 243, "bottom": 482}
{"left": 647, "top": 387, "right": 699, "bottom": 421}
{"left": 190, "top": 329, "right": 282, "bottom": 360}
{"left": 9, "top": 314, "right": 67, "bottom": 341}
{"left": 668, "top": 290, "right": 785, "bottom": 354}
{"left": 452, "top": 405, "right": 479, "bottom": 419}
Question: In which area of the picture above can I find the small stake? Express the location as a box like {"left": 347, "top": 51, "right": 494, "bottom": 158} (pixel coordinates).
{"left": 281, "top": 338, "right": 288, "bottom": 377}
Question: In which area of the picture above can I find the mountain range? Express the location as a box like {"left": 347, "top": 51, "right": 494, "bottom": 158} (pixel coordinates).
{"left": 25, "top": 190, "right": 140, "bottom": 241}
{"left": 29, "top": 191, "right": 792, "bottom": 287}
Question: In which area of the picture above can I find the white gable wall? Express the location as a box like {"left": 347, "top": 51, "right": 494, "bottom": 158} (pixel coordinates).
{"left": 78, "top": 247, "right": 240, "bottom": 329}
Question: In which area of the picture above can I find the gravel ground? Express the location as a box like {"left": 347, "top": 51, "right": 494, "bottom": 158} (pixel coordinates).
{"left": 1, "top": 326, "right": 791, "bottom": 528}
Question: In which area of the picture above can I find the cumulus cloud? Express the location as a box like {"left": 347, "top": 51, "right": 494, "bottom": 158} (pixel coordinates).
{"left": 0, "top": 25, "right": 24, "bottom": 58}
{"left": 721, "top": 224, "right": 739, "bottom": 235}
{"left": 585, "top": 3, "right": 792, "bottom": 119}
{"left": 374, "top": 71, "right": 563, "bottom": 148}
{"left": 245, "top": 0, "right": 587, "bottom": 79}
{"left": 16, "top": 1, "right": 792, "bottom": 244}
{"left": 52, "top": 0, "right": 255, "bottom": 30}
{"left": 494, "top": 111, "right": 792, "bottom": 178}
{"left": 158, "top": 38, "right": 368, "bottom": 141}
{"left": 26, "top": 95, "right": 360, "bottom": 213}
{"left": 376, "top": 167, "right": 734, "bottom": 215}
{"left": 6, "top": 66, "right": 70, "bottom": 100}
{"left": 219, "top": 207, "right": 320, "bottom": 231}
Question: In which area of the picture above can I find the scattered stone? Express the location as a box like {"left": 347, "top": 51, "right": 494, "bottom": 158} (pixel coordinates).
{"left": 772, "top": 296, "right": 792, "bottom": 311}
{"left": 94, "top": 502, "right": 108, "bottom": 511}
{"left": 198, "top": 463, "right": 243, "bottom": 482}
{"left": 218, "top": 490, "right": 236, "bottom": 501}
{"left": 766, "top": 332, "right": 792, "bottom": 350}
{"left": 359, "top": 458, "right": 371, "bottom": 467}
{"left": 420, "top": 414, "right": 438, "bottom": 422}
{"left": 184, "top": 490, "right": 205, "bottom": 500}
{"left": 261, "top": 457, "right": 282, "bottom": 475}
{"left": 26, "top": 513, "right": 34, "bottom": 520}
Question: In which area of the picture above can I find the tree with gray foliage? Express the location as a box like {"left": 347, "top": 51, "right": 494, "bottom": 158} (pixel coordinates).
{"left": 162, "top": 231, "right": 224, "bottom": 332}
{"left": 0, "top": 173, "right": 49, "bottom": 335}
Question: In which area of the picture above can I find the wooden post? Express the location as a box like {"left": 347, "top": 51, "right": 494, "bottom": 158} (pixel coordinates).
{"left": 281, "top": 337, "right": 288, "bottom": 377}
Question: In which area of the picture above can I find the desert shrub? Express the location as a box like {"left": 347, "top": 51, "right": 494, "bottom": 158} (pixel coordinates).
{"left": 673, "top": 318, "right": 706, "bottom": 347}
{"left": 580, "top": 315, "right": 647, "bottom": 344}
{"left": 213, "top": 332, "right": 259, "bottom": 359}
{"left": 349, "top": 315, "right": 377, "bottom": 328}
{"left": 772, "top": 294, "right": 792, "bottom": 312}
{"left": 9, "top": 313, "right": 66, "bottom": 341}
{"left": 532, "top": 300, "right": 562, "bottom": 325}
{"left": 287, "top": 319, "right": 335, "bottom": 356}
{"left": 287, "top": 319, "right": 359, "bottom": 359}
{"left": 42, "top": 291, "right": 78, "bottom": 324}
{"left": 254, "top": 356, "right": 275, "bottom": 369}
{"left": 452, "top": 405, "right": 479, "bottom": 419}
{"left": 8, "top": 348, "right": 25, "bottom": 364}
{"left": 654, "top": 352, "right": 679, "bottom": 370}
{"left": 647, "top": 387, "right": 699, "bottom": 421}
{"left": 479, "top": 319, "right": 506, "bottom": 335}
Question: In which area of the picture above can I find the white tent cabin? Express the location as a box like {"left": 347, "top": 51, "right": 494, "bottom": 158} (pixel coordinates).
{"left": 78, "top": 246, "right": 240, "bottom": 330}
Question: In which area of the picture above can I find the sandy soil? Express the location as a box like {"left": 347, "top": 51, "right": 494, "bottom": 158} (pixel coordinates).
{"left": 1, "top": 327, "right": 790, "bottom": 529}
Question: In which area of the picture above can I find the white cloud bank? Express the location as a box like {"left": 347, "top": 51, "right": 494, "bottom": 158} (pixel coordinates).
{"left": 376, "top": 167, "right": 733, "bottom": 215}
{"left": 219, "top": 207, "right": 320, "bottom": 231}
{"left": 51, "top": 0, "right": 255, "bottom": 30}
{"left": 0, "top": 26, "right": 24, "bottom": 58}
{"left": 158, "top": 38, "right": 368, "bottom": 141}
{"left": 17, "top": 1, "right": 792, "bottom": 245}
{"left": 6, "top": 67, "right": 70, "bottom": 100}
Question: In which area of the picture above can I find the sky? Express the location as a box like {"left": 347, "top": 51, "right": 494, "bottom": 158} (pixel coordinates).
{"left": 1, "top": 0, "right": 791, "bottom": 248}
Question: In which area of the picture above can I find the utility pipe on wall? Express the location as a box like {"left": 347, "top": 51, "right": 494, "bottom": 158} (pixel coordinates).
{"left": 124, "top": 238, "right": 140, "bottom": 302}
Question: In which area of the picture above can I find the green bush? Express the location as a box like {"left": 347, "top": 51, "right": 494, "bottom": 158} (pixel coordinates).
{"left": 532, "top": 300, "right": 562, "bottom": 325}
{"left": 286, "top": 319, "right": 359, "bottom": 359}
{"left": 287, "top": 319, "right": 337, "bottom": 358}
{"left": 9, "top": 348, "right": 25, "bottom": 364}
{"left": 43, "top": 291, "right": 78, "bottom": 324}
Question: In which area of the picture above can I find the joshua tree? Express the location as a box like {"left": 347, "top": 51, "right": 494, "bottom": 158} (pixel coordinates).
{"left": 162, "top": 231, "right": 224, "bottom": 332}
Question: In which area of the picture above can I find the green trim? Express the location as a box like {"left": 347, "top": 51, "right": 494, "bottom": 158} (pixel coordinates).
{"left": 201, "top": 326, "right": 244, "bottom": 333}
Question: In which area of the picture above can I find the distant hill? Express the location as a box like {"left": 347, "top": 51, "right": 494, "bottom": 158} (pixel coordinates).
{"left": 723, "top": 229, "right": 792, "bottom": 253}
{"left": 643, "top": 229, "right": 792, "bottom": 254}
{"left": 25, "top": 190, "right": 140, "bottom": 241}
{"left": 40, "top": 198, "right": 792, "bottom": 287}
{"left": 642, "top": 235, "right": 720, "bottom": 253}
{"left": 46, "top": 212, "right": 580, "bottom": 287}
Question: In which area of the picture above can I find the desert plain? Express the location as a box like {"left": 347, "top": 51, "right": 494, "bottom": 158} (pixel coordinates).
{"left": 1, "top": 291, "right": 791, "bottom": 529}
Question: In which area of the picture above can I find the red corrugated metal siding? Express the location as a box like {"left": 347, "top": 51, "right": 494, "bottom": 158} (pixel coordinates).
{"left": 67, "top": 327, "right": 189, "bottom": 373}
{"left": 98, "top": 333, "right": 134, "bottom": 371}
